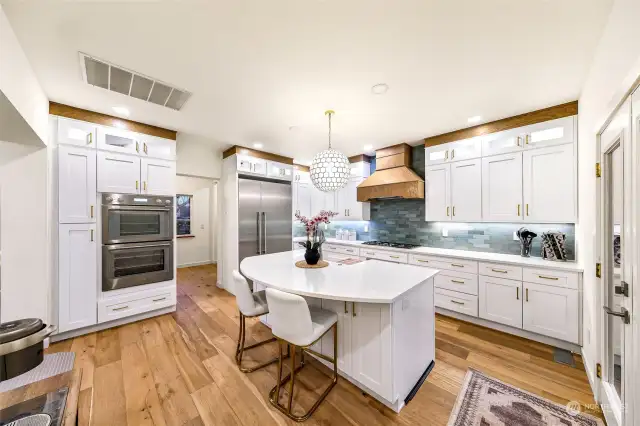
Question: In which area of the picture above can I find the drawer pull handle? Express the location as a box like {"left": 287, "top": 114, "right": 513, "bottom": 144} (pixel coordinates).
{"left": 352, "top": 302, "right": 356, "bottom": 317}
{"left": 450, "top": 300, "right": 465, "bottom": 306}
{"left": 153, "top": 297, "right": 167, "bottom": 302}
{"left": 344, "top": 301, "right": 348, "bottom": 314}
{"left": 389, "top": 255, "right": 400, "bottom": 259}
{"left": 491, "top": 268, "right": 508, "bottom": 273}
{"left": 113, "top": 306, "right": 129, "bottom": 311}
{"left": 417, "top": 259, "right": 429, "bottom": 263}
{"left": 451, "top": 279, "right": 465, "bottom": 284}
{"left": 517, "top": 287, "right": 519, "bottom": 300}
{"left": 538, "top": 275, "right": 559, "bottom": 281}
{"left": 366, "top": 252, "right": 375, "bottom": 255}
{"left": 346, "top": 249, "right": 354, "bottom": 252}
{"left": 451, "top": 263, "right": 464, "bottom": 268}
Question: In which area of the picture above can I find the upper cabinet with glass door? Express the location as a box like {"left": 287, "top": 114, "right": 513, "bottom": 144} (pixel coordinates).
{"left": 482, "top": 116, "right": 575, "bottom": 156}
{"left": 57, "top": 118, "right": 97, "bottom": 148}
{"left": 97, "top": 126, "right": 141, "bottom": 155}
{"left": 425, "top": 136, "right": 482, "bottom": 166}
{"left": 138, "top": 134, "right": 176, "bottom": 161}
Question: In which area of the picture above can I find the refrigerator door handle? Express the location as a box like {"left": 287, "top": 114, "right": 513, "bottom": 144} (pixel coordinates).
{"left": 256, "top": 212, "right": 262, "bottom": 254}
{"left": 262, "top": 212, "right": 267, "bottom": 254}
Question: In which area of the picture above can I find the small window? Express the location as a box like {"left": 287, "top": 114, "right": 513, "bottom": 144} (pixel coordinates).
{"left": 176, "top": 194, "right": 192, "bottom": 236}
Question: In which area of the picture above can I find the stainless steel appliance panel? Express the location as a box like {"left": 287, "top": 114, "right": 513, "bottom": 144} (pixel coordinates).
{"left": 102, "top": 193, "right": 174, "bottom": 244}
{"left": 238, "top": 179, "right": 263, "bottom": 264}
{"left": 260, "top": 180, "right": 293, "bottom": 255}
{"left": 102, "top": 241, "right": 174, "bottom": 291}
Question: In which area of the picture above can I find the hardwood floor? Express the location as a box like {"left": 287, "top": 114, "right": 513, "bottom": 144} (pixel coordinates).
{"left": 47, "top": 264, "right": 602, "bottom": 425}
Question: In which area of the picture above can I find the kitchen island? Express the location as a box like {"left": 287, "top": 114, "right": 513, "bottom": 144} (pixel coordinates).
{"left": 240, "top": 250, "right": 439, "bottom": 413}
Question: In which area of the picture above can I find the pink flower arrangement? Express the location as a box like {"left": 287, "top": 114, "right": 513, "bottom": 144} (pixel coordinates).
{"left": 296, "top": 210, "right": 338, "bottom": 236}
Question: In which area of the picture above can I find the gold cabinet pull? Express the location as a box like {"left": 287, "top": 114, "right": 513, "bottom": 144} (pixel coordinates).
{"left": 447, "top": 206, "right": 450, "bottom": 217}
{"left": 491, "top": 268, "right": 508, "bottom": 273}
{"left": 389, "top": 255, "right": 400, "bottom": 259}
{"left": 516, "top": 136, "right": 520, "bottom": 147}
{"left": 450, "top": 300, "right": 464, "bottom": 306}
{"left": 444, "top": 150, "right": 449, "bottom": 160}
{"left": 417, "top": 259, "right": 429, "bottom": 263}
{"left": 90, "top": 205, "right": 94, "bottom": 218}
{"left": 352, "top": 302, "right": 356, "bottom": 317}
{"left": 144, "top": 143, "right": 148, "bottom": 154}
{"left": 538, "top": 275, "right": 559, "bottom": 281}
{"left": 451, "top": 149, "right": 455, "bottom": 159}
{"left": 526, "top": 204, "right": 529, "bottom": 216}
{"left": 525, "top": 135, "right": 530, "bottom": 145}
{"left": 153, "top": 297, "right": 167, "bottom": 302}
{"left": 517, "top": 204, "right": 521, "bottom": 216}
{"left": 452, "top": 206, "right": 456, "bottom": 217}
{"left": 113, "top": 305, "right": 129, "bottom": 311}
{"left": 90, "top": 229, "right": 94, "bottom": 241}
{"left": 87, "top": 133, "right": 93, "bottom": 145}
{"left": 143, "top": 181, "right": 147, "bottom": 191}
{"left": 517, "top": 287, "right": 519, "bottom": 300}
{"left": 344, "top": 301, "right": 348, "bottom": 314}
{"left": 451, "top": 279, "right": 465, "bottom": 284}
{"left": 136, "top": 180, "right": 139, "bottom": 190}
{"left": 526, "top": 288, "right": 529, "bottom": 302}
{"left": 136, "top": 141, "right": 139, "bottom": 152}
{"left": 451, "top": 263, "right": 464, "bottom": 268}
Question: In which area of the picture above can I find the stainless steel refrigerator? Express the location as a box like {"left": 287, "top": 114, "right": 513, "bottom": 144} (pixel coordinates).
{"left": 238, "top": 178, "right": 292, "bottom": 266}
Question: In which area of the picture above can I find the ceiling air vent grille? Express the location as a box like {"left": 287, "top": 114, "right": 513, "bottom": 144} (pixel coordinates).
{"left": 80, "top": 52, "right": 191, "bottom": 111}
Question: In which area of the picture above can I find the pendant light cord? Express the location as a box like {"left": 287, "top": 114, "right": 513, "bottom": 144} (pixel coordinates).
{"left": 328, "top": 112, "right": 332, "bottom": 149}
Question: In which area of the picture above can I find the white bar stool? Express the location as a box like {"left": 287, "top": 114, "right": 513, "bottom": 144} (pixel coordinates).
{"left": 233, "top": 271, "right": 280, "bottom": 373}
{"left": 265, "top": 287, "right": 338, "bottom": 422}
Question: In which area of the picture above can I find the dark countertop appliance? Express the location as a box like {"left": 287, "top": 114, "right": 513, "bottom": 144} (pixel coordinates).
{"left": 0, "top": 319, "right": 55, "bottom": 381}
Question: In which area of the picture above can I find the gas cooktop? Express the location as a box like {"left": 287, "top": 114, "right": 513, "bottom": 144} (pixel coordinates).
{"left": 361, "top": 241, "right": 421, "bottom": 249}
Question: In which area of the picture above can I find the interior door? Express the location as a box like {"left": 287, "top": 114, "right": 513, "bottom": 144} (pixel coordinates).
{"left": 425, "top": 164, "right": 450, "bottom": 221}
{"left": 598, "top": 97, "right": 633, "bottom": 426}
{"left": 450, "top": 159, "right": 481, "bottom": 221}
{"left": 523, "top": 144, "right": 575, "bottom": 222}
{"left": 482, "top": 152, "right": 523, "bottom": 221}
{"left": 261, "top": 180, "right": 292, "bottom": 255}
{"left": 238, "top": 179, "right": 262, "bottom": 263}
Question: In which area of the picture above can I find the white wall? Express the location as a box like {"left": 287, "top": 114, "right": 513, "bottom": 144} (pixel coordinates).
{"left": 0, "top": 6, "right": 48, "bottom": 145}
{"left": 0, "top": 141, "right": 52, "bottom": 323}
{"left": 577, "top": 0, "right": 640, "bottom": 389}
{"left": 176, "top": 175, "right": 216, "bottom": 267}
{"left": 176, "top": 133, "right": 223, "bottom": 179}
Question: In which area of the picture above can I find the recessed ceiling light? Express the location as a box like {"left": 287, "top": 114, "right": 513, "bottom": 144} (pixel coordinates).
{"left": 363, "top": 145, "right": 373, "bottom": 151}
{"left": 467, "top": 115, "right": 482, "bottom": 124}
{"left": 371, "top": 83, "right": 389, "bottom": 95}
{"left": 253, "top": 142, "right": 263, "bottom": 149}
{"left": 112, "top": 106, "right": 130, "bottom": 116}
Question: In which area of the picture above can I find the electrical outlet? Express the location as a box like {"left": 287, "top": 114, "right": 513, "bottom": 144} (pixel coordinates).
{"left": 442, "top": 228, "right": 448, "bottom": 237}
{"left": 364, "top": 224, "right": 369, "bottom": 232}
{"left": 513, "top": 231, "right": 519, "bottom": 241}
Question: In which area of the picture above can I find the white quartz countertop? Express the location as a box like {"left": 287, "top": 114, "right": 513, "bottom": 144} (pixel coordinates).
{"left": 293, "top": 237, "right": 583, "bottom": 272}
{"left": 240, "top": 250, "right": 439, "bottom": 303}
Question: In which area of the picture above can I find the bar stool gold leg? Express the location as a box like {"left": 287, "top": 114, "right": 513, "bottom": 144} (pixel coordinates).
{"left": 235, "top": 311, "right": 280, "bottom": 373}
{"left": 268, "top": 323, "right": 339, "bottom": 422}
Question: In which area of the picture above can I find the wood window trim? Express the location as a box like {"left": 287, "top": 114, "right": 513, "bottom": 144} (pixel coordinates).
{"left": 49, "top": 102, "right": 177, "bottom": 140}
{"left": 424, "top": 101, "right": 578, "bottom": 147}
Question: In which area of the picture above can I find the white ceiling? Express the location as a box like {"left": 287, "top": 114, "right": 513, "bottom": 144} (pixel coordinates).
{"left": 2, "top": 0, "right": 612, "bottom": 164}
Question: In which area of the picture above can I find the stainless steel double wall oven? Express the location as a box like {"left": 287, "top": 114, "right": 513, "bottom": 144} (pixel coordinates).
{"left": 102, "top": 193, "right": 174, "bottom": 291}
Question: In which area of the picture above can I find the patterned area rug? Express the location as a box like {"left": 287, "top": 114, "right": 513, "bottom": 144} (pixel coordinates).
{"left": 447, "top": 369, "right": 604, "bottom": 426}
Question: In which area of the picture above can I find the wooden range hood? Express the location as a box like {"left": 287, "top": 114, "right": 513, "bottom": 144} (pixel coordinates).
{"left": 357, "top": 143, "right": 424, "bottom": 202}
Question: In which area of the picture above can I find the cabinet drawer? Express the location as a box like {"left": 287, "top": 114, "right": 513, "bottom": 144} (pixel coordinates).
{"left": 98, "top": 288, "right": 176, "bottom": 323}
{"left": 435, "top": 289, "right": 478, "bottom": 317}
{"left": 359, "top": 248, "right": 408, "bottom": 263}
{"left": 324, "top": 244, "right": 359, "bottom": 256}
{"left": 435, "top": 271, "right": 478, "bottom": 296}
{"left": 410, "top": 254, "right": 477, "bottom": 274}
{"left": 522, "top": 268, "right": 578, "bottom": 290}
{"left": 479, "top": 262, "right": 523, "bottom": 281}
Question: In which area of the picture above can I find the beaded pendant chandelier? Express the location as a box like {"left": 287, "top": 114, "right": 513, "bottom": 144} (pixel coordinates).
{"left": 310, "top": 110, "right": 350, "bottom": 192}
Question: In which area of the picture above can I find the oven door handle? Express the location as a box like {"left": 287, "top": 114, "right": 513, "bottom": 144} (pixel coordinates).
{"left": 105, "top": 205, "right": 172, "bottom": 212}
{"left": 107, "top": 243, "right": 172, "bottom": 250}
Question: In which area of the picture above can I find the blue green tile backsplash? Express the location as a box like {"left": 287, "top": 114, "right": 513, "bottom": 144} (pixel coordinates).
{"left": 294, "top": 145, "right": 576, "bottom": 260}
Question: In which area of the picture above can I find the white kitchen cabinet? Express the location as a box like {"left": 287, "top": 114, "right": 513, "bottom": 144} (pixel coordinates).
{"left": 293, "top": 169, "right": 311, "bottom": 183}
{"left": 448, "top": 137, "right": 482, "bottom": 162}
{"left": 336, "top": 177, "right": 370, "bottom": 220}
{"left": 522, "top": 116, "right": 575, "bottom": 149}
{"left": 351, "top": 302, "right": 393, "bottom": 401}
{"left": 450, "top": 159, "right": 482, "bottom": 221}
{"left": 478, "top": 275, "right": 523, "bottom": 328}
{"left": 482, "top": 129, "right": 525, "bottom": 157}
{"left": 97, "top": 127, "right": 141, "bottom": 155}
{"left": 293, "top": 180, "right": 312, "bottom": 218}
{"left": 58, "top": 146, "right": 96, "bottom": 224}
{"left": 310, "top": 185, "right": 336, "bottom": 217}
{"left": 58, "top": 223, "right": 97, "bottom": 333}
{"left": 523, "top": 282, "right": 579, "bottom": 343}
{"left": 141, "top": 158, "right": 176, "bottom": 196}
{"left": 425, "top": 145, "right": 450, "bottom": 166}
{"left": 523, "top": 144, "right": 575, "bottom": 222}
{"left": 237, "top": 155, "right": 267, "bottom": 176}
{"left": 267, "top": 161, "right": 293, "bottom": 181}
{"left": 139, "top": 134, "right": 176, "bottom": 161}
{"left": 350, "top": 161, "right": 371, "bottom": 178}
{"left": 57, "top": 118, "right": 96, "bottom": 148}
{"left": 425, "top": 164, "right": 450, "bottom": 221}
{"left": 320, "top": 299, "right": 353, "bottom": 375}
{"left": 482, "top": 152, "right": 523, "bottom": 221}
{"left": 97, "top": 151, "right": 141, "bottom": 194}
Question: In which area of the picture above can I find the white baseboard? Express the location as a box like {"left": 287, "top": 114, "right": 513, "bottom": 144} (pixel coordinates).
{"left": 436, "top": 307, "right": 581, "bottom": 353}
{"left": 177, "top": 260, "right": 215, "bottom": 268}
{"left": 581, "top": 348, "right": 599, "bottom": 403}
{"left": 51, "top": 306, "right": 176, "bottom": 342}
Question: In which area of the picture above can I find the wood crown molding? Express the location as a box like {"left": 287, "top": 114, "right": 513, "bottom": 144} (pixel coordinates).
{"left": 49, "top": 102, "right": 177, "bottom": 140}
{"left": 293, "top": 164, "right": 310, "bottom": 172}
{"left": 348, "top": 154, "right": 372, "bottom": 164}
{"left": 222, "top": 145, "right": 294, "bottom": 165}
{"left": 424, "top": 101, "right": 578, "bottom": 147}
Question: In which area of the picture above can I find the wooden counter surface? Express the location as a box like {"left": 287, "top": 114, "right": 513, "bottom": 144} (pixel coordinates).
{"left": 0, "top": 369, "right": 83, "bottom": 426}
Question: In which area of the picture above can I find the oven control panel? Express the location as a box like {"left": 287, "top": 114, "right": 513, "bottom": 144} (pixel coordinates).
{"left": 102, "top": 193, "right": 174, "bottom": 206}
